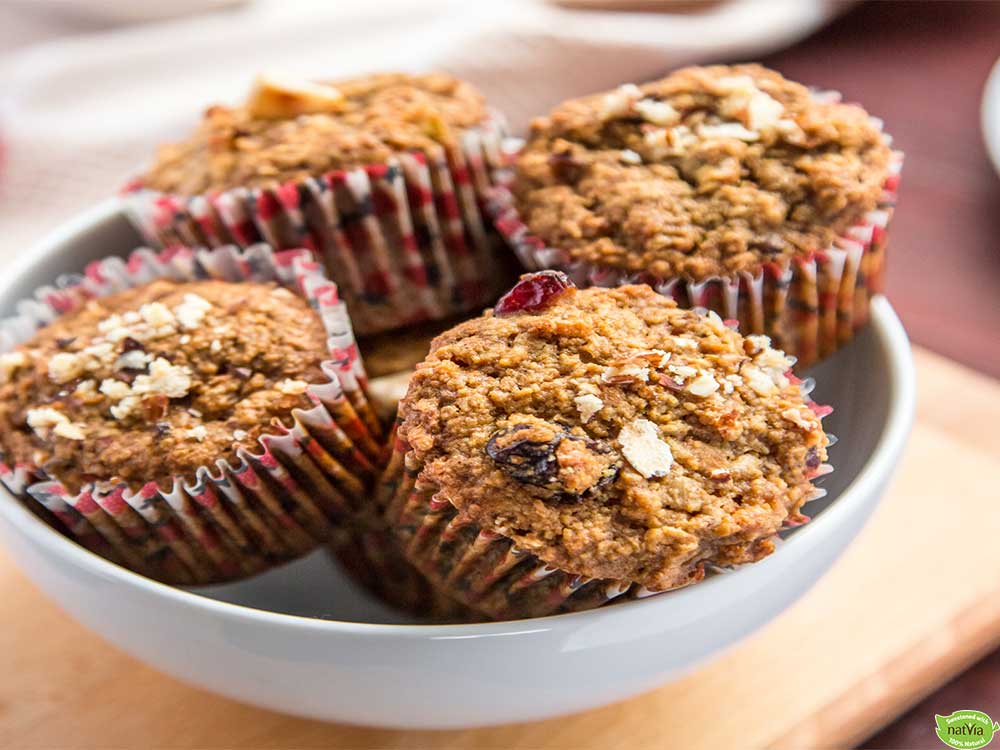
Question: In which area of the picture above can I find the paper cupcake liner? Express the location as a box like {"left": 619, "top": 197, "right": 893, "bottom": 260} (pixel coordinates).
{"left": 488, "top": 110, "right": 902, "bottom": 368}
{"left": 0, "top": 244, "right": 384, "bottom": 585}
{"left": 381, "top": 376, "right": 835, "bottom": 621}
{"left": 327, "top": 524, "right": 477, "bottom": 623}
{"left": 123, "top": 116, "right": 513, "bottom": 337}
{"left": 325, "top": 421, "right": 474, "bottom": 621}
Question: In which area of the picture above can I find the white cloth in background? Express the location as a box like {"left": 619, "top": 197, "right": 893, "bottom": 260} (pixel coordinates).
{"left": 0, "top": 0, "right": 840, "bottom": 259}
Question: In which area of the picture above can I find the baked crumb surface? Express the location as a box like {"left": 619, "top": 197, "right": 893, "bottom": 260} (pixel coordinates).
{"left": 0, "top": 279, "right": 329, "bottom": 491}
{"left": 399, "top": 283, "right": 828, "bottom": 590}
{"left": 513, "top": 64, "right": 892, "bottom": 279}
{"left": 142, "top": 72, "right": 489, "bottom": 195}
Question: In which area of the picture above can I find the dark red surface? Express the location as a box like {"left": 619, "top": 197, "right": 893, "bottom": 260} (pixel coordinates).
{"left": 865, "top": 648, "right": 1000, "bottom": 750}
{"left": 494, "top": 270, "right": 574, "bottom": 315}
{"left": 760, "top": 3, "right": 1000, "bottom": 747}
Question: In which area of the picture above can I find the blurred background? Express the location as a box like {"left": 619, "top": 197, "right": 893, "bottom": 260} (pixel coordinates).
{"left": 0, "top": 1, "right": 998, "bottom": 747}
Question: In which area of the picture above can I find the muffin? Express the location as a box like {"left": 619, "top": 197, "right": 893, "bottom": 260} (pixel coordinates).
{"left": 124, "top": 72, "right": 512, "bottom": 337}
{"left": 490, "top": 64, "right": 902, "bottom": 367}
{"left": 380, "top": 272, "right": 832, "bottom": 619}
{"left": 0, "top": 244, "right": 383, "bottom": 584}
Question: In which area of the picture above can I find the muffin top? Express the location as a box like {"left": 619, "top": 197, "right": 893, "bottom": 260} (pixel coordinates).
{"left": 398, "top": 273, "right": 828, "bottom": 591}
{"left": 0, "top": 279, "right": 330, "bottom": 492}
{"left": 513, "top": 64, "right": 893, "bottom": 279}
{"left": 141, "top": 72, "right": 489, "bottom": 195}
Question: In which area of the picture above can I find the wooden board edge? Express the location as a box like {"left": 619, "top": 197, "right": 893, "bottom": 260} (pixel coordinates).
{"left": 769, "top": 582, "right": 1000, "bottom": 750}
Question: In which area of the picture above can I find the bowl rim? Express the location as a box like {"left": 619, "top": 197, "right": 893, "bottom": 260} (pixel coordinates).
{"left": 980, "top": 55, "right": 1000, "bottom": 179}
{"left": 0, "top": 198, "right": 916, "bottom": 639}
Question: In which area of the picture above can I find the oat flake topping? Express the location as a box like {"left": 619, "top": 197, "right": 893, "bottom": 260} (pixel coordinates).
{"left": 618, "top": 418, "right": 674, "bottom": 478}
{"left": 574, "top": 393, "right": 604, "bottom": 423}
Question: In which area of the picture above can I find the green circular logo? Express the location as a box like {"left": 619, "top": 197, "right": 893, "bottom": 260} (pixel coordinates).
{"left": 936, "top": 710, "right": 1000, "bottom": 749}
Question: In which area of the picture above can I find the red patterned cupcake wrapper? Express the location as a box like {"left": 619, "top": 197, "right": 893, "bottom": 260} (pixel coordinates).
{"left": 381, "top": 378, "right": 836, "bottom": 620}
{"left": 324, "top": 420, "right": 473, "bottom": 621}
{"left": 0, "top": 244, "right": 384, "bottom": 585}
{"left": 123, "top": 116, "right": 511, "bottom": 337}
{"left": 327, "top": 526, "right": 477, "bottom": 623}
{"left": 488, "top": 111, "right": 902, "bottom": 368}
{"left": 378, "top": 444, "right": 637, "bottom": 620}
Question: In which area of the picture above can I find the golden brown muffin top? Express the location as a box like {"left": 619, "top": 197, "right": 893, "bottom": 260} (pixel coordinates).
{"left": 398, "top": 276, "right": 828, "bottom": 590}
{"left": 0, "top": 279, "right": 329, "bottom": 492}
{"left": 142, "top": 72, "right": 490, "bottom": 195}
{"left": 513, "top": 64, "right": 893, "bottom": 279}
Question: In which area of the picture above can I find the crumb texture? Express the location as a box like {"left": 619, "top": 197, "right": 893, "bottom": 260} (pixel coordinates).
{"left": 398, "top": 284, "right": 828, "bottom": 590}
{"left": 142, "top": 72, "right": 489, "bottom": 195}
{"left": 0, "top": 279, "right": 329, "bottom": 491}
{"left": 513, "top": 64, "right": 892, "bottom": 278}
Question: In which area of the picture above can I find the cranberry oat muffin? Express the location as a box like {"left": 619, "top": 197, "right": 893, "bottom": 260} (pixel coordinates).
{"left": 125, "top": 72, "right": 512, "bottom": 336}
{"left": 0, "top": 246, "right": 382, "bottom": 584}
{"left": 381, "top": 272, "right": 831, "bottom": 619}
{"left": 492, "top": 64, "right": 902, "bottom": 366}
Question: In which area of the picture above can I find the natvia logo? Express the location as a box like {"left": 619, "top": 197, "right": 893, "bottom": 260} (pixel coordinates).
{"left": 935, "top": 710, "right": 1000, "bottom": 749}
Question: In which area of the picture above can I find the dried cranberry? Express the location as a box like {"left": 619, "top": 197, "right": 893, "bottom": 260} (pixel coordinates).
{"left": 485, "top": 423, "right": 620, "bottom": 502}
{"left": 494, "top": 271, "right": 574, "bottom": 317}
{"left": 805, "top": 446, "right": 821, "bottom": 470}
{"left": 485, "top": 424, "right": 560, "bottom": 485}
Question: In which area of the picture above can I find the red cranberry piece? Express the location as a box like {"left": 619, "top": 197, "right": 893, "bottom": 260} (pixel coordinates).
{"left": 548, "top": 150, "right": 585, "bottom": 183}
{"left": 494, "top": 271, "right": 574, "bottom": 317}
{"left": 805, "top": 446, "right": 821, "bottom": 470}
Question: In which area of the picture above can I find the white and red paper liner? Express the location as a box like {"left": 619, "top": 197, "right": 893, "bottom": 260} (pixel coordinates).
{"left": 324, "top": 419, "right": 474, "bottom": 621}
{"left": 123, "top": 116, "right": 512, "bottom": 337}
{"left": 488, "top": 104, "right": 903, "bottom": 368}
{"left": 328, "top": 524, "right": 476, "bottom": 622}
{"left": 0, "top": 244, "right": 384, "bottom": 585}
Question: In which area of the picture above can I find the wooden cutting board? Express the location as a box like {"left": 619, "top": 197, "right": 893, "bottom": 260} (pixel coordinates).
{"left": 1, "top": 346, "right": 998, "bottom": 750}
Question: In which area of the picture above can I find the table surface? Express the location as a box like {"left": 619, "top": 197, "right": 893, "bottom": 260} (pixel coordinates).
{"left": 1, "top": 347, "right": 998, "bottom": 750}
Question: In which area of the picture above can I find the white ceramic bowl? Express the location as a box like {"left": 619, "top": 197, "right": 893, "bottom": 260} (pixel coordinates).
{"left": 0, "top": 200, "right": 915, "bottom": 729}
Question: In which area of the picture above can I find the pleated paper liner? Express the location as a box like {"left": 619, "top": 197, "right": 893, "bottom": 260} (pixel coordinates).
{"left": 319, "top": 419, "right": 471, "bottom": 622}
{"left": 328, "top": 523, "right": 479, "bottom": 623}
{"left": 0, "top": 244, "right": 384, "bottom": 585}
{"left": 123, "top": 115, "right": 512, "bottom": 337}
{"left": 488, "top": 117, "right": 902, "bottom": 368}
{"left": 381, "top": 389, "right": 836, "bottom": 622}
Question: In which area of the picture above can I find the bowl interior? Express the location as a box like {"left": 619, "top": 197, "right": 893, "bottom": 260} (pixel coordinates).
{"left": 0, "top": 201, "right": 891, "bottom": 625}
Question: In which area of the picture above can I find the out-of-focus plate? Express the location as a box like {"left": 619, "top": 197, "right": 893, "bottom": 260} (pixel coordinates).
{"left": 981, "top": 56, "right": 1000, "bottom": 178}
